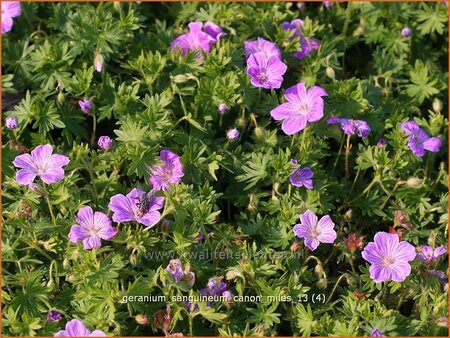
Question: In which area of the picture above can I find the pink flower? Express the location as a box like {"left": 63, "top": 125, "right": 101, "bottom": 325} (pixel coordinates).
{"left": 362, "top": 232, "right": 416, "bottom": 283}
{"left": 290, "top": 166, "right": 313, "bottom": 189}
{"left": 270, "top": 82, "right": 327, "bottom": 135}
{"left": 68, "top": 206, "right": 117, "bottom": 250}
{"left": 2, "top": 1, "right": 21, "bottom": 33}
{"left": 418, "top": 245, "right": 447, "bottom": 263}
{"left": 171, "top": 22, "right": 222, "bottom": 58}
{"left": 108, "top": 188, "right": 164, "bottom": 227}
{"left": 149, "top": 150, "right": 184, "bottom": 191}
{"left": 293, "top": 210, "right": 337, "bottom": 251}
{"left": 246, "top": 52, "right": 287, "bottom": 89}
{"left": 400, "top": 121, "right": 441, "bottom": 157}
{"left": 55, "top": 319, "right": 105, "bottom": 337}
{"left": 243, "top": 37, "right": 282, "bottom": 60}
{"left": 12, "top": 144, "right": 70, "bottom": 185}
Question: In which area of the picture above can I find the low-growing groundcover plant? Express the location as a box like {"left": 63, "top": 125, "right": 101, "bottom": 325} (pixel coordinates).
{"left": 1, "top": 1, "right": 449, "bottom": 336}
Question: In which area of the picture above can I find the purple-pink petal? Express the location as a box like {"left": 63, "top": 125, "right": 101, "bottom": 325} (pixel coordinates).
{"left": 68, "top": 225, "right": 89, "bottom": 243}
{"left": 423, "top": 137, "right": 442, "bottom": 152}
{"left": 16, "top": 169, "right": 37, "bottom": 185}
{"left": 243, "top": 37, "right": 282, "bottom": 60}
{"left": 138, "top": 210, "right": 161, "bottom": 227}
{"left": 109, "top": 194, "right": 136, "bottom": 223}
{"left": 290, "top": 167, "right": 314, "bottom": 189}
{"left": 83, "top": 236, "right": 102, "bottom": 250}
{"left": 299, "top": 210, "right": 318, "bottom": 229}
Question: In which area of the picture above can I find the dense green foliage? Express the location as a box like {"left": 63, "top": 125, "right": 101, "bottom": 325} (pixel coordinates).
{"left": 2, "top": 2, "right": 448, "bottom": 336}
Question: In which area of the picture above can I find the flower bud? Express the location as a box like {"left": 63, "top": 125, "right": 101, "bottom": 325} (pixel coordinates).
{"left": 94, "top": 52, "right": 104, "bottom": 72}
{"left": 314, "top": 262, "right": 326, "bottom": 280}
{"left": 254, "top": 126, "right": 265, "bottom": 138}
{"left": 130, "top": 253, "right": 137, "bottom": 266}
{"left": 78, "top": 99, "right": 92, "bottom": 114}
{"left": 227, "top": 128, "right": 240, "bottom": 140}
{"left": 222, "top": 290, "right": 233, "bottom": 301}
{"left": 28, "top": 182, "right": 44, "bottom": 196}
{"left": 135, "top": 314, "right": 148, "bottom": 325}
{"left": 326, "top": 66, "right": 335, "bottom": 80}
{"left": 290, "top": 241, "right": 301, "bottom": 252}
{"left": 113, "top": 1, "right": 121, "bottom": 11}
{"left": 47, "top": 310, "right": 62, "bottom": 322}
{"left": 183, "top": 271, "right": 195, "bottom": 287}
{"left": 436, "top": 317, "right": 448, "bottom": 327}
{"left": 161, "top": 220, "right": 170, "bottom": 236}
{"left": 377, "top": 138, "right": 387, "bottom": 147}
{"left": 401, "top": 27, "right": 412, "bottom": 37}
{"left": 344, "top": 209, "right": 353, "bottom": 221}
{"left": 432, "top": 98, "right": 443, "bottom": 113}
{"left": 218, "top": 103, "right": 228, "bottom": 114}
{"left": 5, "top": 116, "right": 18, "bottom": 129}
{"left": 237, "top": 117, "right": 246, "bottom": 127}
{"left": 57, "top": 91, "right": 65, "bottom": 104}
{"left": 406, "top": 177, "right": 423, "bottom": 188}
{"left": 97, "top": 136, "right": 112, "bottom": 150}
{"left": 296, "top": 2, "right": 305, "bottom": 10}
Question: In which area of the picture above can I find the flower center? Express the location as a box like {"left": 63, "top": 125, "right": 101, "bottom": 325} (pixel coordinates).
{"left": 298, "top": 102, "right": 310, "bottom": 115}
{"left": 88, "top": 224, "right": 99, "bottom": 236}
{"left": 382, "top": 255, "right": 395, "bottom": 267}
{"left": 309, "top": 227, "right": 320, "bottom": 239}
{"left": 36, "top": 164, "right": 47, "bottom": 175}
{"left": 257, "top": 72, "right": 267, "bottom": 83}
{"left": 162, "top": 167, "right": 173, "bottom": 180}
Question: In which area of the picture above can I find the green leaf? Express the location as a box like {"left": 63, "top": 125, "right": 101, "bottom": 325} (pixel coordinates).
{"left": 405, "top": 60, "right": 439, "bottom": 103}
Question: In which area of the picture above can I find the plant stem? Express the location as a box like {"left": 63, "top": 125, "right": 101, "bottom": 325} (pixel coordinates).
{"left": 42, "top": 181, "right": 56, "bottom": 225}
{"left": 326, "top": 273, "right": 349, "bottom": 304}
{"left": 380, "top": 180, "right": 400, "bottom": 209}
{"left": 332, "top": 135, "right": 345, "bottom": 171}
{"left": 87, "top": 162, "right": 99, "bottom": 206}
{"left": 91, "top": 114, "right": 97, "bottom": 146}
{"left": 350, "top": 167, "right": 360, "bottom": 193}
{"left": 343, "top": 2, "right": 353, "bottom": 37}
{"left": 344, "top": 134, "right": 352, "bottom": 181}
{"left": 188, "top": 314, "right": 193, "bottom": 336}
{"left": 300, "top": 126, "right": 308, "bottom": 152}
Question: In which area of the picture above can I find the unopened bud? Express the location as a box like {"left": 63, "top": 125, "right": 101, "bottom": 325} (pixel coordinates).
{"left": 113, "top": 1, "right": 121, "bottom": 11}
{"left": 436, "top": 316, "right": 448, "bottom": 327}
{"left": 344, "top": 209, "right": 353, "bottom": 221}
{"left": 254, "top": 126, "right": 265, "bottom": 138}
{"left": 237, "top": 117, "right": 246, "bottom": 128}
{"left": 290, "top": 242, "right": 301, "bottom": 252}
{"left": 326, "top": 66, "right": 335, "bottom": 80}
{"left": 183, "top": 271, "right": 195, "bottom": 287}
{"left": 130, "top": 253, "right": 137, "bottom": 266}
{"left": 432, "top": 98, "right": 443, "bottom": 113}
{"left": 135, "top": 314, "right": 148, "bottom": 325}
{"left": 161, "top": 220, "right": 170, "bottom": 236}
{"left": 57, "top": 91, "right": 65, "bottom": 104}
{"left": 314, "top": 262, "right": 325, "bottom": 279}
{"left": 218, "top": 103, "right": 228, "bottom": 114}
{"left": 406, "top": 177, "right": 423, "bottom": 188}
{"left": 94, "top": 52, "right": 104, "bottom": 72}
{"left": 316, "top": 278, "right": 327, "bottom": 289}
